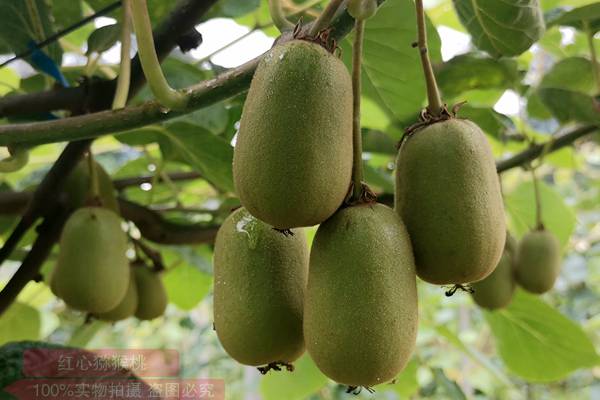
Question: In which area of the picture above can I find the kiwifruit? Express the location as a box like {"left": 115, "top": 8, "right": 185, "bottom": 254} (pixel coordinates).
{"left": 94, "top": 268, "right": 138, "bottom": 321}
{"left": 471, "top": 234, "right": 517, "bottom": 310}
{"left": 133, "top": 265, "right": 168, "bottom": 320}
{"left": 233, "top": 40, "right": 353, "bottom": 229}
{"left": 64, "top": 157, "right": 120, "bottom": 213}
{"left": 304, "top": 203, "right": 417, "bottom": 387}
{"left": 515, "top": 229, "right": 561, "bottom": 294}
{"left": 52, "top": 207, "right": 129, "bottom": 313}
{"left": 213, "top": 207, "right": 308, "bottom": 367}
{"left": 395, "top": 118, "right": 505, "bottom": 284}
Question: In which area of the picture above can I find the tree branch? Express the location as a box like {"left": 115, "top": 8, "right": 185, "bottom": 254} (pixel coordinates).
{"left": 0, "top": 0, "right": 219, "bottom": 117}
{"left": 119, "top": 199, "right": 219, "bottom": 245}
{"left": 496, "top": 125, "right": 598, "bottom": 173}
{"left": 0, "top": 3, "right": 372, "bottom": 147}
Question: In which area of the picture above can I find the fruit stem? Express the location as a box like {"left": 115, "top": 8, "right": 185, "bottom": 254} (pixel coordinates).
{"left": 269, "top": 0, "right": 295, "bottom": 32}
{"left": 530, "top": 166, "right": 543, "bottom": 230}
{"left": 130, "top": 0, "right": 187, "bottom": 110}
{"left": 415, "top": 0, "right": 443, "bottom": 117}
{"left": 308, "top": 0, "right": 344, "bottom": 37}
{"left": 87, "top": 152, "right": 101, "bottom": 202}
{"left": 351, "top": 19, "right": 365, "bottom": 201}
{"left": 584, "top": 20, "right": 600, "bottom": 94}
{"left": 112, "top": 0, "right": 132, "bottom": 110}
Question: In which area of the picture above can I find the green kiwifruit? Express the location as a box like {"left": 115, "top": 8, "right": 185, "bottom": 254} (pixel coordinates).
{"left": 52, "top": 207, "right": 129, "bottom": 313}
{"left": 233, "top": 40, "right": 353, "bottom": 229}
{"left": 515, "top": 229, "right": 561, "bottom": 294}
{"left": 304, "top": 203, "right": 417, "bottom": 387}
{"left": 213, "top": 207, "right": 308, "bottom": 366}
{"left": 471, "top": 237, "right": 516, "bottom": 310}
{"left": 395, "top": 118, "right": 505, "bottom": 284}
{"left": 94, "top": 268, "right": 138, "bottom": 321}
{"left": 64, "top": 158, "right": 119, "bottom": 213}
{"left": 134, "top": 266, "right": 167, "bottom": 320}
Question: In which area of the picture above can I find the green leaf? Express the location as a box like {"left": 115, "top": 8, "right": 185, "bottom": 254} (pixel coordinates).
{"left": 458, "top": 105, "right": 514, "bottom": 140}
{"left": 485, "top": 289, "right": 600, "bottom": 382}
{"left": 51, "top": 0, "right": 84, "bottom": 33}
{"left": 539, "top": 57, "right": 596, "bottom": 95}
{"left": 0, "top": 68, "right": 20, "bottom": 96}
{"left": 0, "top": 0, "right": 62, "bottom": 64}
{"left": 350, "top": 0, "right": 442, "bottom": 123}
{"left": 504, "top": 179, "right": 576, "bottom": 248}
{"left": 260, "top": 355, "right": 328, "bottom": 400}
{"left": 0, "top": 303, "right": 41, "bottom": 346}
{"left": 452, "top": 0, "right": 546, "bottom": 57}
{"left": 436, "top": 54, "right": 521, "bottom": 99}
{"left": 548, "top": 3, "right": 600, "bottom": 33}
{"left": 538, "top": 87, "right": 600, "bottom": 124}
{"left": 160, "top": 122, "right": 234, "bottom": 193}
{"left": 86, "top": 24, "right": 121, "bottom": 55}
{"left": 163, "top": 264, "right": 213, "bottom": 311}
{"left": 207, "top": 0, "right": 261, "bottom": 18}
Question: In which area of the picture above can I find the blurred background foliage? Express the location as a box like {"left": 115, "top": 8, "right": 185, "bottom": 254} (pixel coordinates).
{"left": 0, "top": 0, "right": 599, "bottom": 399}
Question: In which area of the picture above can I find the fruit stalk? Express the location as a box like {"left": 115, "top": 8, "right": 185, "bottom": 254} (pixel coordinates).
{"left": 269, "top": 0, "right": 295, "bottom": 32}
{"left": 112, "top": 0, "right": 132, "bottom": 110}
{"left": 308, "top": 0, "right": 345, "bottom": 37}
{"left": 530, "top": 166, "right": 543, "bottom": 230}
{"left": 87, "top": 153, "right": 100, "bottom": 201}
{"left": 583, "top": 19, "right": 600, "bottom": 93}
{"left": 130, "top": 0, "right": 187, "bottom": 110}
{"left": 415, "top": 0, "right": 443, "bottom": 117}
{"left": 351, "top": 19, "right": 365, "bottom": 201}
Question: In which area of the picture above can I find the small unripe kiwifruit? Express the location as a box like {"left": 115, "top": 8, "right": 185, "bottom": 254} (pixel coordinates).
{"left": 233, "top": 40, "right": 353, "bottom": 229}
{"left": 471, "top": 235, "right": 517, "bottom": 310}
{"left": 347, "top": 0, "right": 378, "bottom": 20}
{"left": 52, "top": 207, "right": 129, "bottom": 313}
{"left": 213, "top": 207, "right": 308, "bottom": 366}
{"left": 134, "top": 266, "right": 168, "bottom": 320}
{"left": 64, "top": 158, "right": 119, "bottom": 213}
{"left": 304, "top": 204, "right": 417, "bottom": 387}
{"left": 395, "top": 118, "right": 505, "bottom": 284}
{"left": 515, "top": 229, "right": 561, "bottom": 294}
{"left": 94, "top": 268, "right": 138, "bottom": 321}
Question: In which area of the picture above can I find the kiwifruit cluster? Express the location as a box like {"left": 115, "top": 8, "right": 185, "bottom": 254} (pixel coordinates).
{"left": 470, "top": 227, "right": 563, "bottom": 310}
{"left": 215, "top": 3, "right": 558, "bottom": 390}
{"left": 50, "top": 158, "right": 168, "bottom": 322}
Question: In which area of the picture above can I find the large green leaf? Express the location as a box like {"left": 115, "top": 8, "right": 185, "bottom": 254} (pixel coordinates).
{"left": 260, "top": 355, "right": 328, "bottom": 400}
{"left": 0, "top": 303, "right": 41, "bottom": 346}
{"left": 538, "top": 87, "right": 600, "bottom": 124}
{"left": 436, "top": 53, "right": 521, "bottom": 99}
{"left": 452, "top": 0, "right": 545, "bottom": 57}
{"left": 539, "top": 57, "right": 596, "bottom": 95}
{"left": 505, "top": 179, "right": 576, "bottom": 248}
{"left": 356, "top": 0, "right": 442, "bottom": 123}
{"left": 163, "top": 264, "right": 213, "bottom": 311}
{"left": 207, "top": 0, "right": 261, "bottom": 19}
{"left": 0, "top": 0, "right": 62, "bottom": 64}
{"left": 458, "top": 105, "right": 514, "bottom": 140}
{"left": 548, "top": 3, "right": 600, "bottom": 33}
{"left": 160, "top": 122, "right": 234, "bottom": 193}
{"left": 485, "top": 290, "right": 600, "bottom": 382}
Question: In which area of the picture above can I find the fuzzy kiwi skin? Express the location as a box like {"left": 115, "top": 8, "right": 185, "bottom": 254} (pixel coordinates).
{"left": 134, "top": 267, "right": 168, "bottom": 320}
{"left": 64, "top": 159, "right": 120, "bottom": 213}
{"left": 471, "top": 238, "right": 516, "bottom": 310}
{"left": 233, "top": 40, "right": 353, "bottom": 229}
{"left": 304, "top": 203, "right": 417, "bottom": 387}
{"left": 213, "top": 207, "right": 308, "bottom": 366}
{"left": 52, "top": 207, "right": 129, "bottom": 313}
{"left": 515, "top": 230, "right": 561, "bottom": 294}
{"left": 395, "top": 118, "right": 506, "bottom": 284}
{"left": 94, "top": 268, "right": 138, "bottom": 321}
